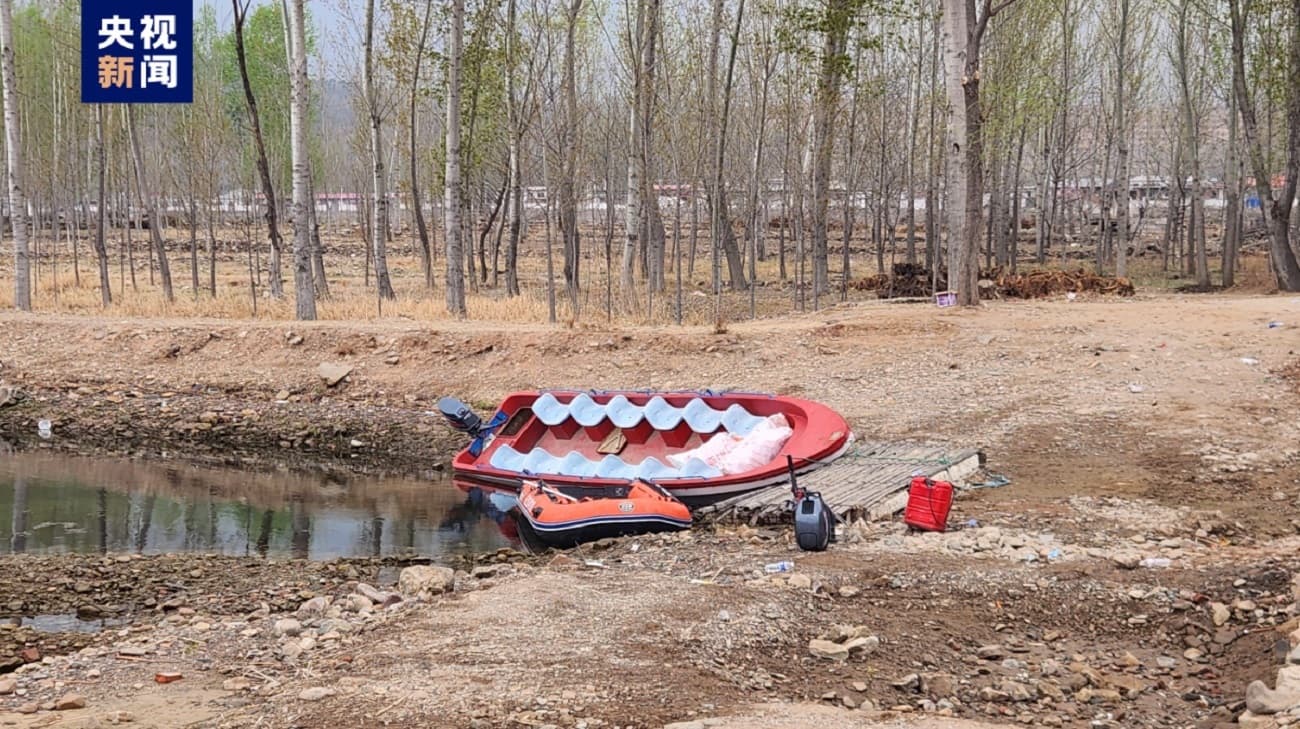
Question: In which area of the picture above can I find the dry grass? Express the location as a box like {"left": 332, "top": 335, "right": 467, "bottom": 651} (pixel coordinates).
{"left": 0, "top": 224, "right": 1279, "bottom": 325}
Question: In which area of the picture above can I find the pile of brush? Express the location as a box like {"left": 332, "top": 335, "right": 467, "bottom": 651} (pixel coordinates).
{"left": 985, "top": 268, "right": 1135, "bottom": 299}
{"left": 850, "top": 263, "right": 942, "bottom": 298}
{"left": 851, "top": 265, "right": 1134, "bottom": 300}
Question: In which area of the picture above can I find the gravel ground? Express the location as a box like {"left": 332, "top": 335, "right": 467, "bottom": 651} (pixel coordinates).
{"left": 0, "top": 293, "right": 1298, "bottom": 728}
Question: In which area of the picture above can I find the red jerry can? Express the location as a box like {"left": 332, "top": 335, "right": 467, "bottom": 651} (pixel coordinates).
{"left": 903, "top": 476, "right": 954, "bottom": 532}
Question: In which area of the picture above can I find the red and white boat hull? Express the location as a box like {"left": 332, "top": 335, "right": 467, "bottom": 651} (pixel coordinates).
{"left": 447, "top": 390, "right": 853, "bottom": 505}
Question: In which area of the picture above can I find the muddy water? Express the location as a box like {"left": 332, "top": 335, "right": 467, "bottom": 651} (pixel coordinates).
{"left": 0, "top": 451, "right": 514, "bottom": 559}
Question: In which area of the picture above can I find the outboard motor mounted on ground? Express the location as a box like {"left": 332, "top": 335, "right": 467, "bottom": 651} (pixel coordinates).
{"left": 787, "top": 455, "right": 836, "bottom": 551}
{"left": 438, "top": 396, "right": 484, "bottom": 438}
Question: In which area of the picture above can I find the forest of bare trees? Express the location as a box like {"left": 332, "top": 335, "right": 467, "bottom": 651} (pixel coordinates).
{"left": 0, "top": 0, "right": 1298, "bottom": 321}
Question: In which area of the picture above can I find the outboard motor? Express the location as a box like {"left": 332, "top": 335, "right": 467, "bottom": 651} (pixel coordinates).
{"left": 787, "top": 455, "right": 835, "bottom": 551}
{"left": 438, "top": 396, "right": 484, "bottom": 438}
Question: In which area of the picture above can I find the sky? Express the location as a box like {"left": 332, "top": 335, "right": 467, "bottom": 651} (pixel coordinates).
{"left": 192, "top": 0, "right": 350, "bottom": 72}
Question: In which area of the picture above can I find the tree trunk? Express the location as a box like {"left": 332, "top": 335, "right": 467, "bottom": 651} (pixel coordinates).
{"left": 189, "top": 194, "right": 200, "bottom": 296}
{"left": 925, "top": 0, "right": 941, "bottom": 279}
{"left": 747, "top": 53, "right": 774, "bottom": 313}
{"left": 942, "top": 0, "right": 995, "bottom": 306}
{"left": 1175, "top": 0, "right": 1208, "bottom": 288}
{"left": 1009, "top": 125, "right": 1026, "bottom": 273}
{"left": 712, "top": 0, "right": 746, "bottom": 326}
{"left": 942, "top": 0, "right": 971, "bottom": 302}
{"left": 559, "top": 0, "right": 583, "bottom": 314}
{"left": 126, "top": 106, "right": 174, "bottom": 303}
{"left": 1230, "top": 0, "right": 1300, "bottom": 290}
{"left": 93, "top": 104, "right": 111, "bottom": 306}
{"left": 1114, "top": 0, "right": 1130, "bottom": 278}
{"left": 491, "top": 185, "right": 507, "bottom": 287}
{"left": 445, "top": 0, "right": 467, "bottom": 315}
{"left": 478, "top": 179, "right": 507, "bottom": 287}
{"left": 906, "top": 5, "right": 925, "bottom": 265}
{"left": 504, "top": 0, "right": 526, "bottom": 298}
{"left": 542, "top": 136, "right": 557, "bottom": 323}
{"left": 232, "top": 0, "right": 284, "bottom": 299}
{"left": 206, "top": 197, "right": 217, "bottom": 297}
{"left": 365, "top": 0, "right": 396, "bottom": 300}
{"left": 305, "top": 166, "right": 329, "bottom": 297}
{"left": 286, "top": 0, "right": 317, "bottom": 319}
{"left": 411, "top": 0, "right": 434, "bottom": 291}
{"left": 505, "top": 134, "right": 523, "bottom": 297}
{"left": 642, "top": 0, "right": 665, "bottom": 294}
{"left": 1164, "top": 140, "right": 1182, "bottom": 270}
{"left": 622, "top": 0, "right": 648, "bottom": 311}
{"left": 604, "top": 139, "right": 615, "bottom": 320}
{"left": 704, "top": 0, "right": 746, "bottom": 294}
{"left": 808, "top": 0, "right": 851, "bottom": 299}
{"left": 1223, "top": 82, "right": 1241, "bottom": 287}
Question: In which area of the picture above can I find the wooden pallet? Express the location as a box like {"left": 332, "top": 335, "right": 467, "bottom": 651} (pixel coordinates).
{"left": 701, "top": 441, "right": 983, "bottom": 525}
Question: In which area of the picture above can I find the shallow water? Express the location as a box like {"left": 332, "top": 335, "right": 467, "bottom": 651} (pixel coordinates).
{"left": 0, "top": 451, "right": 514, "bottom": 559}
{"left": 6, "top": 614, "right": 127, "bottom": 633}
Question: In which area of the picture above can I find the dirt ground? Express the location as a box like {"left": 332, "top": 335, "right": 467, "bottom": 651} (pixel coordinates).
{"left": 0, "top": 291, "right": 1298, "bottom": 728}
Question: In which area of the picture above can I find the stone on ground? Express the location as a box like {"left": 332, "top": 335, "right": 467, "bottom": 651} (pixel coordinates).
{"left": 399, "top": 565, "right": 456, "bottom": 597}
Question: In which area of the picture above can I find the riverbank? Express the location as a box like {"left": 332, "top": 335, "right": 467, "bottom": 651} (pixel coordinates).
{"left": 0, "top": 525, "right": 1296, "bottom": 728}
{"left": 1, "top": 292, "right": 1299, "bottom": 727}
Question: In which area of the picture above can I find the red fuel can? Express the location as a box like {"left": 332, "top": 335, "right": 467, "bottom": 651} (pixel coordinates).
{"left": 903, "top": 476, "right": 954, "bottom": 532}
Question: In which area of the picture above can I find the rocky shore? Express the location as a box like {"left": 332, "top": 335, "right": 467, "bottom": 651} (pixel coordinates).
{"left": 0, "top": 296, "right": 1298, "bottom": 727}
{"left": 0, "top": 504, "right": 1297, "bottom": 728}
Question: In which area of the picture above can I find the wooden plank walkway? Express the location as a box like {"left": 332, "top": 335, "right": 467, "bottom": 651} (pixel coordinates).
{"left": 701, "top": 440, "right": 983, "bottom": 525}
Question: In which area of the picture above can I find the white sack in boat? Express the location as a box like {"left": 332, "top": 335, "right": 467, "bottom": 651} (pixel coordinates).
{"left": 668, "top": 413, "right": 794, "bottom": 475}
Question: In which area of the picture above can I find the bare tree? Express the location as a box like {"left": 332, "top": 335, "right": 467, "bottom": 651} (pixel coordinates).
{"left": 712, "top": 0, "right": 745, "bottom": 322}
{"left": 1113, "top": 0, "right": 1130, "bottom": 278}
{"left": 445, "top": 0, "right": 467, "bottom": 315}
{"left": 1228, "top": 0, "right": 1300, "bottom": 290}
{"left": 1222, "top": 82, "right": 1241, "bottom": 287}
{"left": 503, "top": 0, "right": 536, "bottom": 298}
{"left": 0, "top": 0, "right": 29, "bottom": 311}
{"left": 623, "top": 0, "right": 655, "bottom": 309}
{"left": 559, "top": 0, "right": 583, "bottom": 314}
{"left": 409, "top": 0, "right": 435, "bottom": 290}
{"left": 126, "top": 106, "right": 174, "bottom": 303}
{"left": 276, "top": 0, "right": 329, "bottom": 299}
{"left": 1172, "top": 0, "right": 1208, "bottom": 287}
{"left": 364, "top": 0, "right": 396, "bottom": 300}
{"left": 807, "top": 0, "right": 853, "bottom": 299}
{"left": 232, "top": 0, "right": 285, "bottom": 299}
{"left": 93, "top": 105, "right": 111, "bottom": 306}
{"left": 286, "top": 0, "right": 317, "bottom": 319}
{"left": 942, "top": 0, "right": 1016, "bottom": 305}
{"left": 705, "top": 0, "right": 746, "bottom": 293}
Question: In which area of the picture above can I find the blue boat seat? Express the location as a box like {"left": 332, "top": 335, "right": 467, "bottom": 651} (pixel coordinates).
{"left": 524, "top": 392, "right": 765, "bottom": 435}
{"left": 566, "top": 393, "right": 607, "bottom": 427}
{"left": 605, "top": 395, "right": 645, "bottom": 429}
{"left": 531, "top": 393, "right": 571, "bottom": 426}
{"left": 722, "top": 404, "right": 763, "bottom": 436}
{"left": 643, "top": 396, "right": 684, "bottom": 430}
{"left": 489, "top": 444, "right": 722, "bottom": 481}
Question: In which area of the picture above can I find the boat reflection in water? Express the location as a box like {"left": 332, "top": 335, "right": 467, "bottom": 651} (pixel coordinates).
{"left": 449, "top": 479, "right": 562, "bottom": 554}
{"left": 0, "top": 452, "right": 511, "bottom": 559}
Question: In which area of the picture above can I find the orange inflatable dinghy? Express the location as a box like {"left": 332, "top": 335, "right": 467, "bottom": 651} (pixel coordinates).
{"left": 517, "top": 479, "right": 692, "bottom": 547}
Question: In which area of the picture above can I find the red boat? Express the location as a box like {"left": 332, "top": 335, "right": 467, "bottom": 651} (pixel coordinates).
{"left": 439, "top": 390, "right": 853, "bottom": 504}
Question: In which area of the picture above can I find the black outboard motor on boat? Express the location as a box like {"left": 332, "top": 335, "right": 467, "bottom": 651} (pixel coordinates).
{"left": 787, "top": 455, "right": 835, "bottom": 551}
{"left": 438, "top": 396, "right": 484, "bottom": 438}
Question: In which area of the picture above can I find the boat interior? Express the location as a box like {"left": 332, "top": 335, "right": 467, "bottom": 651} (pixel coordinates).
{"left": 483, "top": 393, "right": 791, "bottom": 481}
